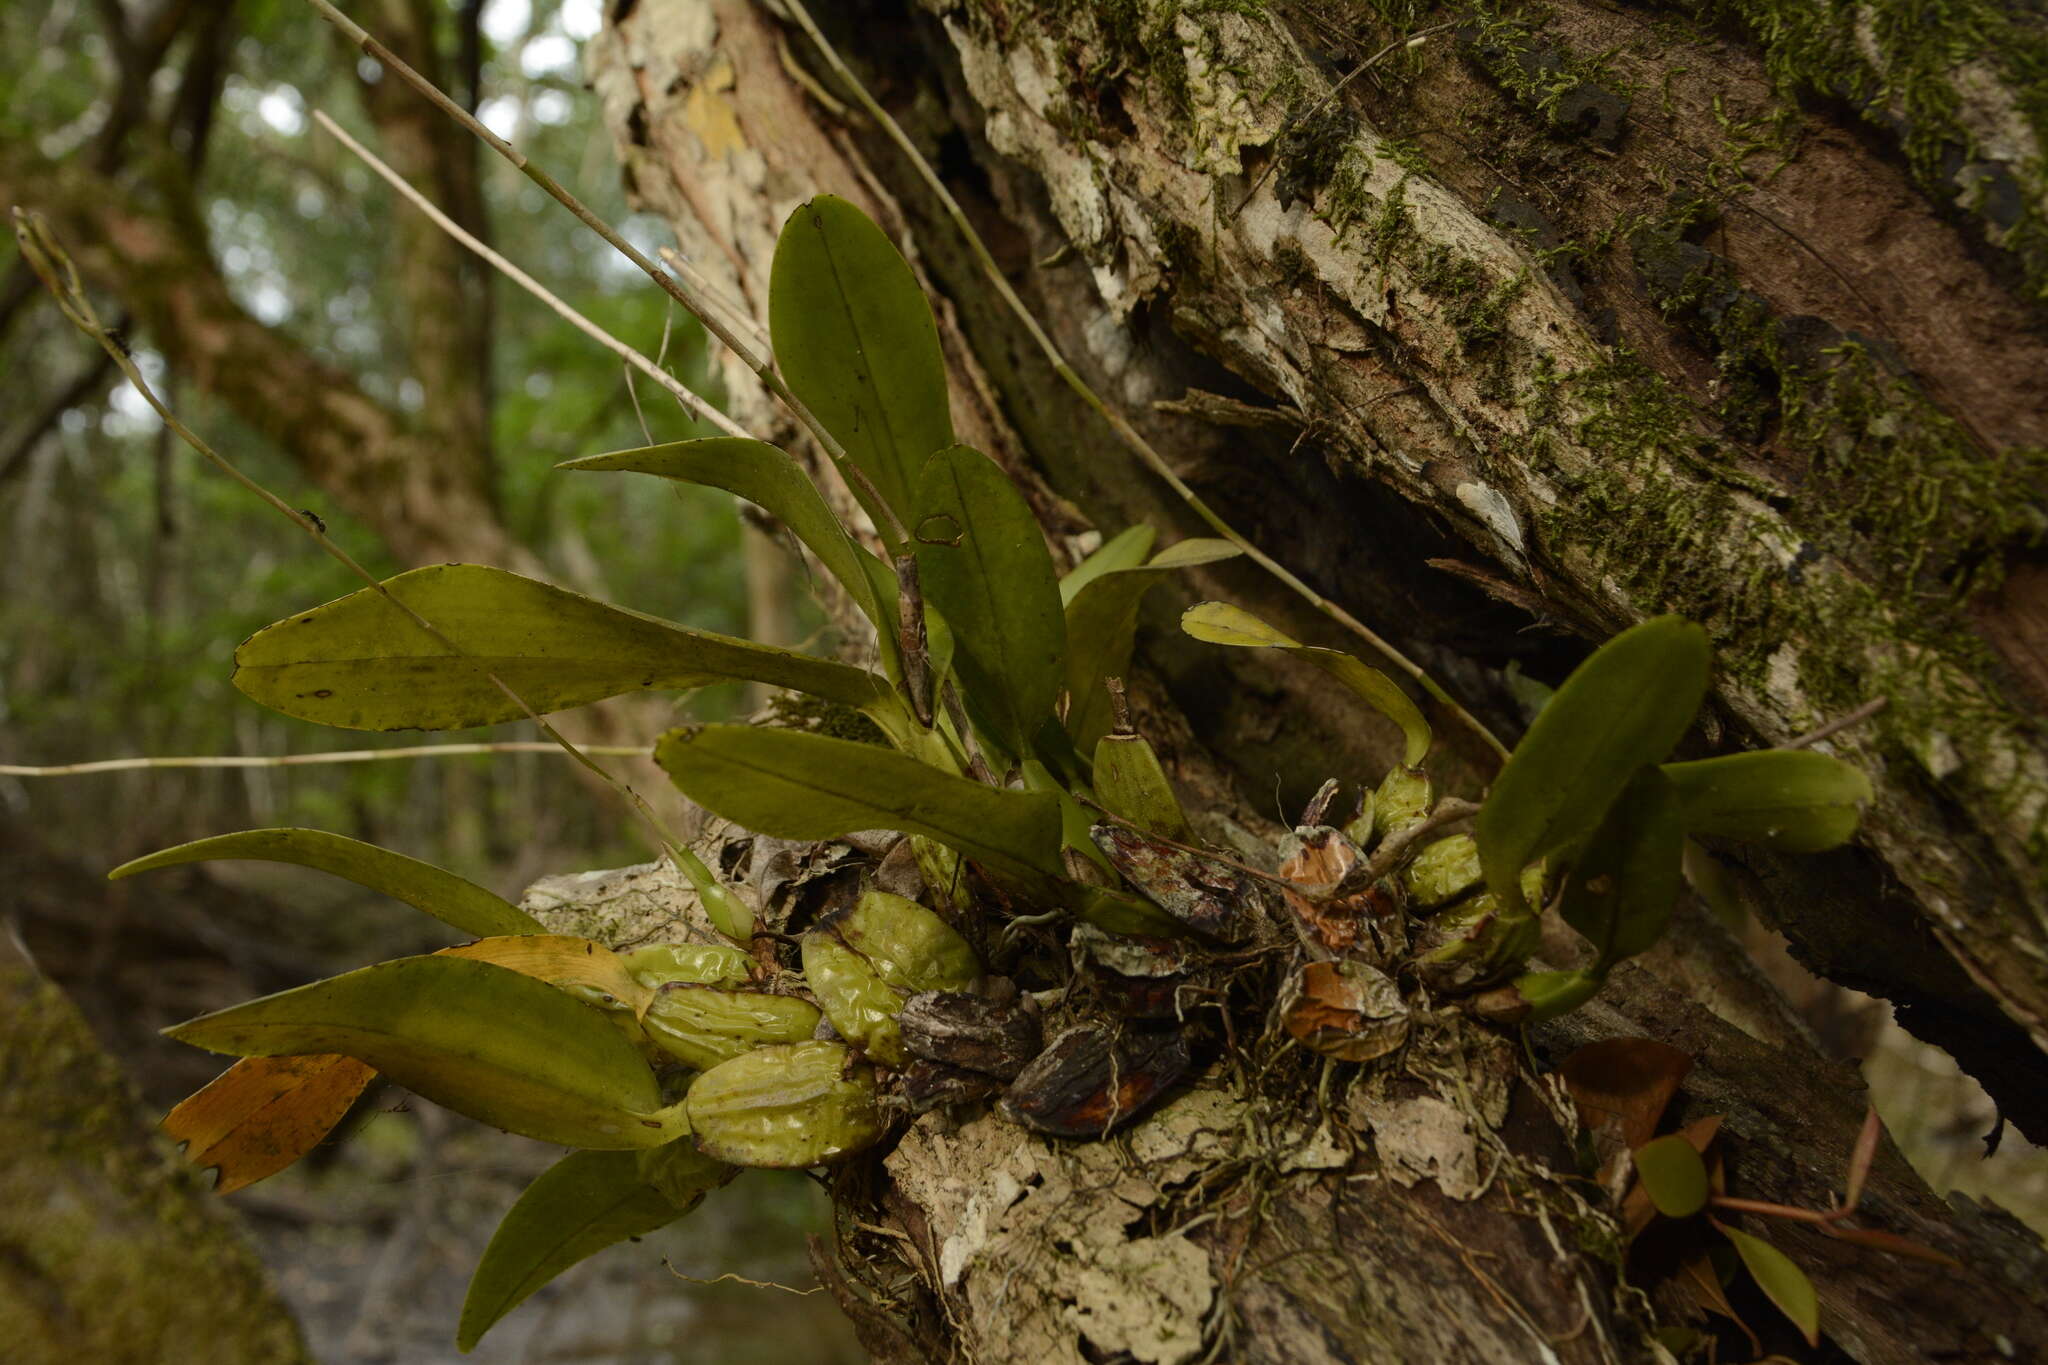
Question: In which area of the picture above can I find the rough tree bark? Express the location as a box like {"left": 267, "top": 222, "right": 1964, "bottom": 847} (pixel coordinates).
{"left": 561, "top": 1, "right": 2048, "bottom": 1361}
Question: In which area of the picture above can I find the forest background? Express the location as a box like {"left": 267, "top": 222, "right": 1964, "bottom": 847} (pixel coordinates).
{"left": 3, "top": 0, "right": 860, "bottom": 1358}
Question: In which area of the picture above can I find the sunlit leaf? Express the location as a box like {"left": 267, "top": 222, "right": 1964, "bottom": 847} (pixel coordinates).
{"left": 770, "top": 194, "right": 953, "bottom": 528}
{"left": 1063, "top": 540, "right": 1239, "bottom": 750}
{"left": 439, "top": 935, "right": 652, "bottom": 1017}
{"left": 1181, "top": 601, "right": 1430, "bottom": 765}
{"left": 1060, "top": 525, "right": 1156, "bottom": 606}
{"left": 1559, "top": 767, "right": 1685, "bottom": 969}
{"left": 1477, "top": 615, "right": 1709, "bottom": 912}
{"left": 165, "top": 956, "right": 682, "bottom": 1150}
{"left": 110, "top": 827, "right": 540, "bottom": 939}
{"left": 162, "top": 1054, "right": 376, "bottom": 1195}
{"left": 655, "top": 724, "right": 1063, "bottom": 887}
{"left": 457, "top": 1148, "right": 691, "bottom": 1353}
{"left": 1660, "top": 749, "right": 1872, "bottom": 852}
{"left": 1635, "top": 1133, "right": 1710, "bottom": 1218}
{"left": 234, "top": 564, "right": 892, "bottom": 730}
{"left": 1719, "top": 1223, "right": 1821, "bottom": 1347}
{"left": 560, "top": 438, "right": 892, "bottom": 644}
{"left": 912, "top": 445, "right": 1067, "bottom": 757}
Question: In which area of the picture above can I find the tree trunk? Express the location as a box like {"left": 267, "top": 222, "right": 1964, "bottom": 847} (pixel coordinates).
{"left": 0, "top": 932, "right": 312, "bottom": 1365}
{"left": 577, "top": 0, "right": 2048, "bottom": 1359}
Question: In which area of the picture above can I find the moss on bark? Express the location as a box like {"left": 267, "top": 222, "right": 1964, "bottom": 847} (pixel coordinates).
{"left": 0, "top": 954, "right": 310, "bottom": 1365}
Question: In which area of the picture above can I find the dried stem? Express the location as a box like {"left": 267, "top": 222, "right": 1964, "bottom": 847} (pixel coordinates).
{"left": 776, "top": 0, "right": 1509, "bottom": 765}
{"left": 1, "top": 743, "right": 648, "bottom": 778}
{"left": 1784, "top": 697, "right": 1888, "bottom": 750}
{"left": 311, "top": 111, "right": 746, "bottom": 440}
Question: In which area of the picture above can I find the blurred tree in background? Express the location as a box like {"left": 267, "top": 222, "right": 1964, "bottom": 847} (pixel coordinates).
{"left": 1, "top": 6, "right": 856, "bottom": 1359}
{"left": 1, "top": 0, "right": 772, "bottom": 892}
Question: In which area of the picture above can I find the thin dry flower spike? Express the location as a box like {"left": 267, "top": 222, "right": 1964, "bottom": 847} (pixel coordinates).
{"left": 163, "top": 1053, "right": 376, "bottom": 1194}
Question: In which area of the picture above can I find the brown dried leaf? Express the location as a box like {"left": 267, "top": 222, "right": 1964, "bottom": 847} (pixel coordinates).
{"left": 1561, "top": 1037, "right": 1693, "bottom": 1160}
{"left": 163, "top": 1053, "right": 376, "bottom": 1194}
{"left": 1002, "top": 1024, "right": 1190, "bottom": 1138}
{"left": 1677, "top": 1251, "right": 1759, "bottom": 1358}
{"left": 1093, "top": 824, "right": 1254, "bottom": 940}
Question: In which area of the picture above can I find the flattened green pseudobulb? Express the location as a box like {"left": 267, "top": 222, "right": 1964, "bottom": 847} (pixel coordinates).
{"left": 687, "top": 1041, "right": 886, "bottom": 1168}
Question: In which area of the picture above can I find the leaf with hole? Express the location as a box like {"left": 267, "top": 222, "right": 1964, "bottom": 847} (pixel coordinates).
{"left": 1559, "top": 766, "right": 1685, "bottom": 969}
{"left": 655, "top": 724, "right": 1062, "bottom": 888}
{"left": 1660, "top": 749, "right": 1871, "bottom": 852}
{"left": 770, "top": 194, "right": 952, "bottom": 529}
{"left": 913, "top": 445, "right": 1067, "bottom": 757}
{"left": 234, "top": 564, "right": 891, "bottom": 730}
{"left": 165, "top": 955, "right": 682, "bottom": 1149}
{"left": 110, "top": 827, "right": 541, "bottom": 939}
{"left": 1635, "top": 1133, "right": 1710, "bottom": 1219}
{"left": 1718, "top": 1223, "right": 1821, "bottom": 1347}
{"left": 1062, "top": 540, "right": 1239, "bottom": 750}
{"left": 457, "top": 1148, "right": 693, "bottom": 1352}
{"left": 1477, "top": 615, "right": 1708, "bottom": 913}
{"left": 1181, "top": 601, "right": 1430, "bottom": 765}
{"left": 162, "top": 1054, "right": 376, "bottom": 1195}
{"left": 560, "top": 437, "right": 891, "bottom": 647}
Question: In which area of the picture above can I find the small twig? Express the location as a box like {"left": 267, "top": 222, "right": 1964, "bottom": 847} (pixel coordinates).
{"left": 301, "top": 0, "right": 910, "bottom": 555}
{"left": 311, "top": 110, "right": 748, "bottom": 442}
{"left": 1709, "top": 1195, "right": 1845, "bottom": 1226}
{"left": 0, "top": 742, "right": 647, "bottom": 777}
{"left": 1784, "top": 697, "right": 1888, "bottom": 750}
{"left": 1235, "top": 23, "right": 1457, "bottom": 212}
{"left": 1358, "top": 797, "right": 1482, "bottom": 884}
{"left": 775, "top": 0, "right": 1508, "bottom": 765}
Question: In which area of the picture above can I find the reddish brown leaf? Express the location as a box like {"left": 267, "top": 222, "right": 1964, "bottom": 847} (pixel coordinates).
{"left": 1561, "top": 1037, "right": 1693, "bottom": 1160}
{"left": 163, "top": 1053, "right": 376, "bottom": 1194}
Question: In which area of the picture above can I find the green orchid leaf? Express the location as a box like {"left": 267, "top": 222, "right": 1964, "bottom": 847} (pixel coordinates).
{"left": 1061, "top": 539, "right": 1239, "bottom": 749}
{"left": 1181, "top": 601, "right": 1430, "bottom": 765}
{"left": 655, "top": 724, "right": 1063, "bottom": 887}
{"left": 770, "top": 194, "right": 953, "bottom": 529}
{"left": 165, "top": 956, "right": 681, "bottom": 1150}
{"left": 458, "top": 1148, "right": 700, "bottom": 1353}
{"left": 234, "top": 564, "right": 891, "bottom": 730}
{"left": 1559, "top": 767, "right": 1685, "bottom": 969}
{"left": 1512, "top": 969, "right": 1604, "bottom": 1021}
{"left": 1060, "top": 525, "right": 1157, "bottom": 607}
{"left": 110, "top": 828, "right": 540, "bottom": 939}
{"left": 1477, "top": 615, "right": 1709, "bottom": 913}
{"left": 1660, "top": 749, "right": 1872, "bottom": 852}
{"left": 1634, "top": 1133, "right": 1710, "bottom": 1219}
{"left": 913, "top": 445, "right": 1067, "bottom": 757}
{"left": 1720, "top": 1224, "right": 1821, "bottom": 1347}
{"left": 560, "top": 438, "right": 891, "bottom": 643}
